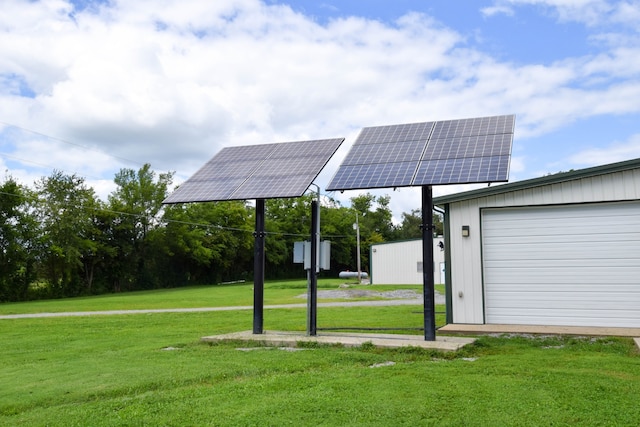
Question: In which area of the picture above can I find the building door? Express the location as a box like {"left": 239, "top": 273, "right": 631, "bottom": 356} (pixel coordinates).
{"left": 482, "top": 201, "right": 640, "bottom": 327}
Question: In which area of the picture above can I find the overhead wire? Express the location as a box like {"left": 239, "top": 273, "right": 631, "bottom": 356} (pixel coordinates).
{"left": 0, "top": 120, "right": 145, "bottom": 167}
{"left": 0, "top": 189, "right": 349, "bottom": 239}
{"left": 0, "top": 121, "right": 351, "bottom": 238}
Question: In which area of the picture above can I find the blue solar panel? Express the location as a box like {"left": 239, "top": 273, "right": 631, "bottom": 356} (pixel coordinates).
{"left": 328, "top": 162, "right": 418, "bottom": 190}
{"left": 342, "top": 139, "right": 426, "bottom": 165}
{"left": 355, "top": 122, "right": 435, "bottom": 144}
{"left": 414, "top": 155, "right": 510, "bottom": 185}
{"left": 164, "top": 138, "right": 344, "bottom": 203}
{"left": 326, "top": 115, "right": 514, "bottom": 191}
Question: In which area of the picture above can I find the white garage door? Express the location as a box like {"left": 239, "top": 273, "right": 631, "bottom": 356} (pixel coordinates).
{"left": 482, "top": 202, "right": 640, "bottom": 327}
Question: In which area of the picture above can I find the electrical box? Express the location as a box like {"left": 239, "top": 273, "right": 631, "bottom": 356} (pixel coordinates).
{"left": 293, "top": 241, "right": 331, "bottom": 271}
{"left": 293, "top": 241, "right": 305, "bottom": 264}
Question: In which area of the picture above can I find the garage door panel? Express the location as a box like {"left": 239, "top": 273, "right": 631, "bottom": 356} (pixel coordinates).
{"left": 483, "top": 241, "right": 640, "bottom": 260}
{"left": 484, "top": 221, "right": 633, "bottom": 237}
{"left": 486, "top": 293, "right": 640, "bottom": 310}
{"left": 485, "top": 259, "right": 640, "bottom": 269}
{"left": 482, "top": 202, "right": 640, "bottom": 328}
{"left": 484, "top": 246, "right": 638, "bottom": 261}
{"left": 487, "top": 277, "right": 634, "bottom": 286}
{"left": 486, "top": 268, "right": 640, "bottom": 283}
{"left": 484, "top": 203, "right": 639, "bottom": 222}
{"left": 484, "top": 232, "right": 640, "bottom": 245}
{"left": 487, "top": 283, "right": 640, "bottom": 293}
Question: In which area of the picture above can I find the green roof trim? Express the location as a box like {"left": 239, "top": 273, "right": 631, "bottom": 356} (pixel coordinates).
{"left": 433, "top": 157, "right": 640, "bottom": 205}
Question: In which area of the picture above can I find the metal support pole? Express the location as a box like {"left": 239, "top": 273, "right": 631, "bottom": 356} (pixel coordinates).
{"left": 253, "top": 199, "right": 266, "bottom": 334}
{"left": 308, "top": 200, "right": 318, "bottom": 336}
{"left": 307, "top": 184, "right": 321, "bottom": 335}
{"left": 422, "top": 186, "right": 436, "bottom": 341}
{"left": 355, "top": 213, "right": 361, "bottom": 284}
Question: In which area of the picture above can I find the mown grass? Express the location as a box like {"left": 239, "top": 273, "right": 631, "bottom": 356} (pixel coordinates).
{"left": 0, "top": 279, "right": 430, "bottom": 315}
{"left": 1, "top": 282, "right": 638, "bottom": 426}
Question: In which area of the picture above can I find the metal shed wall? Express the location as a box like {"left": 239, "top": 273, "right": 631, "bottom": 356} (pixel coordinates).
{"left": 370, "top": 238, "right": 445, "bottom": 285}
{"left": 444, "top": 167, "right": 640, "bottom": 325}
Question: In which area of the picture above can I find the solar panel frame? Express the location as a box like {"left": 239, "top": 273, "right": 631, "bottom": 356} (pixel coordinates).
{"left": 326, "top": 114, "right": 515, "bottom": 191}
{"left": 163, "top": 138, "right": 344, "bottom": 203}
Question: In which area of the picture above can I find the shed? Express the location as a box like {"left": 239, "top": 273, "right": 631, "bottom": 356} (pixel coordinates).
{"left": 370, "top": 237, "right": 445, "bottom": 285}
{"left": 434, "top": 157, "right": 640, "bottom": 329}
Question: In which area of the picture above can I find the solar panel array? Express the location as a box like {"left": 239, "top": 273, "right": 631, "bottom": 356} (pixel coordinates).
{"left": 163, "top": 138, "right": 344, "bottom": 203}
{"left": 326, "top": 115, "right": 515, "bottom": 191}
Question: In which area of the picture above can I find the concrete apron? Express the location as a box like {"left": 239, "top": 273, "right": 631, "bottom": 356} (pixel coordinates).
{"left": 439, "top": 323, "right": 640, "bottom": 337}
{"left": 202, "top": 330, "right": 476, "bottom": 351}
{"left": 440, "top": 324, "right": 640, "bottom": 351}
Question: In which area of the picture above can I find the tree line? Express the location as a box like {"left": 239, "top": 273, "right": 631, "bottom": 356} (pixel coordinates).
{"left": 0, "top": 164, "right": 442, "bottom": 302}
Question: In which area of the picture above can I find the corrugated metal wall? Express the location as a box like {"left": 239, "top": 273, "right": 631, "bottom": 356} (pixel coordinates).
{"left": 370, "top": 238, "right": 445, "bottom": 285}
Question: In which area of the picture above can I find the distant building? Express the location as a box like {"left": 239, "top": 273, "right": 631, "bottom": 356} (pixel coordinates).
{"left": 370, "top": 237, "right": 445, "bottom": 285}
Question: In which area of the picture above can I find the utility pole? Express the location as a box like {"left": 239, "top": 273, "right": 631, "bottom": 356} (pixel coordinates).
{"left": 353, "top": 213, "right": 361, "bottom": 284}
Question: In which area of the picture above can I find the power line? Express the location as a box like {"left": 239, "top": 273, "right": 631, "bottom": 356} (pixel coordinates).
{"left": 0, "top": 189, "right": 349, "bottom": 239}
{"left": 0, "top": 120, "right": 145, "bottom": 167}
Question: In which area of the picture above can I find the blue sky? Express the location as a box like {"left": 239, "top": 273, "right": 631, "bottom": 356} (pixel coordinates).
{"left": 1, "top": 0, "right": 640, "bottom": 220}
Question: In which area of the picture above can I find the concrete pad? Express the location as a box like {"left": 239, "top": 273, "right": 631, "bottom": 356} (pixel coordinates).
{"left": 634, "top": 338, "right": 640, "bottom": 351}
{"left": 202, "top": 330, "right": 476, "bottom": 351}
{"left": 439, "top": 324, "right": 640, "bottom": 337}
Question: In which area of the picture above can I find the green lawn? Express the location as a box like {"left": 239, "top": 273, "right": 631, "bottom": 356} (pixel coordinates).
{"left": 0, "top": 279, "right": 430, "bottom": 315}
{"left": 1, "top": 281, "right": 638, "bottom": 426}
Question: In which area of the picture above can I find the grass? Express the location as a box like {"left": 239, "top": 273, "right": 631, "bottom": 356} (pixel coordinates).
{"left": 0, "top": 279, "right": 429, "bottom": 315}
{"left": 1, "top": 281, "right": 639, "bottom": 426}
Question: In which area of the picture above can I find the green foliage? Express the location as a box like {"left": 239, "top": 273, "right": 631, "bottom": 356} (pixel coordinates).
{"left": 394, "top": 208, "right": 444, "bottom": 239}
{"left": 349, "top": 193, "right": 396, "bottom": 270}
{"left": 0, "top": 177, "right": 37, "bottom": 301}
{"left": 106, "top": 164, "right": 174, "bottom": 291}
{"left": 0, "top": 157, "right": 438, "bottom": 301}
{"left": 264, "top": 196, "right": 315, "bottom": 277}
{"left": 32, "top": 171, "right": 101, "bottom": 297}
{"left": 162, "top": 201, "right": 253, "bottom": 283}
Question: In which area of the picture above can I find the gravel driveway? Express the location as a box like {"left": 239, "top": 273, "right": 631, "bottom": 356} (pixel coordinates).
{"left": 0, "top": 288, "right": 445, "bottom": 319}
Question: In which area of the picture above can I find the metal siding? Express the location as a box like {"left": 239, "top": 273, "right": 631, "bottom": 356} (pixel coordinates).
{"left": 371, "top": 239, "right": 445, "bottom": 285}
{"left": 482, "top": 202, "right": 640, "bottom": 327}
{"left": 449, "top": 199, "right": 485, "bottom": 323}
{"left": 446, "top": 168, "right": 640, "bottom": 326}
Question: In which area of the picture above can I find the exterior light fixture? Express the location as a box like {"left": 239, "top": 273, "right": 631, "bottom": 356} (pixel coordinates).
{"left": 462, "top": 225, "right": 470, "bottom": 237}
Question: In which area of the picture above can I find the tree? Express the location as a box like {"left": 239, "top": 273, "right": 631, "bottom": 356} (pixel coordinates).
{"left": 0, "top": 177, "right": 37, "bottom": 301}
{"left": 349, "top": 193, "right": 396, "bottom": 271}
{"left": 33, "top": 171, "right": 100, "bottom": 296}
{"left": 320, "top": 196, "right": 357, "bottom": 274}
{"left": 394, "top": 208, "right": 444, "bottom": 240}
{"left": 106, "top": 164, "right": 174, "bottom": 290}
{"left": 264, "top": 195, "right": 315, "bottom": 278}
{"left": 162, "top": 201, "right": 253, "bottom": 284}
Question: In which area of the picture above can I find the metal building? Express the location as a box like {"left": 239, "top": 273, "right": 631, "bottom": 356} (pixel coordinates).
{"left": 434, "top": 158, "right": 640, "bottom": 329}
{"left": 370, "top": 237, "right": 446, "bottom": 285}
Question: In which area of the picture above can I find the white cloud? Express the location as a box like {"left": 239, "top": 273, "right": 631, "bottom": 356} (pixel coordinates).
{"left": 484, "top": 0, "right": 640, "bottom": 27}
{"left": 569, "top": 133, "right": 640, "bottom": 166}
{"left": 0, "top": 0, "right": 639, "bottom": 216}
{"left": 480, "top": 5, "right": 516, "bottom": 17}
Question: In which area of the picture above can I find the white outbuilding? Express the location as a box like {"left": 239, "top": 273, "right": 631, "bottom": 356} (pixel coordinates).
{"left": 434, "top": 158, "right": 640, "bottom": 329}
{"left": 370, "top": 237, "right": 445, "bottom": 285}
